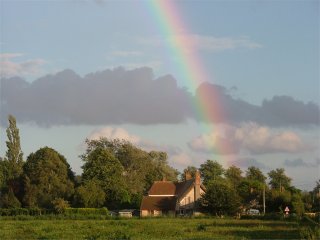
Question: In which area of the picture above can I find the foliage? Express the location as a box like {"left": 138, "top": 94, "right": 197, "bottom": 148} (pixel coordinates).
{"left": 246, "top": 166, "right": 266, "bottom": 184}
{"left": 0, "top": 188, "right": 21, "bottom": 208}
{"left": 201, "top": 181, "right": 241, "bottom": 216}
{"left": 23, "top": 147, "right": 75, "bottom": 208}
{"left": 199, "top": 160, "right": 224, "bottom": 185}
{"left": 52, "top": 198, "right": 70, "bottom": 214}
{"left": 225, "top": 165, "right": 243, "bottom": 189}
{"left": 291, "top": 193, "right": 305, "bottom": 216}
{"left": 5, "top": 115, "right": 24, "bottom": 180}
{"left": 268, "top": 168, "right": 291, "bottom": 191}
{"left": 73, "top": 180, "right": 106, "bottom": 207}
{"left": 81, "top": 147, "right": 129, "bottom": 208}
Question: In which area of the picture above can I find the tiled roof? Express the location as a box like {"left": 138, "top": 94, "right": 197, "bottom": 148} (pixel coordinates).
{"left": 175, "top": 179, "right": 194, "bottom": 197}
{"left": 148, "top": 181, "right": 177, "bottom": 195}
{"left": 140, "top": 196, "right": 177, "bottom": 211}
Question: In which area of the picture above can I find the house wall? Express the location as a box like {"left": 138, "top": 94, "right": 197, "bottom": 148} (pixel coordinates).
{"left": 140, "top": 209, "right": 164, "bottom": 217}
{"left": 178, "top": 187, "right": 195, "bottom": 209}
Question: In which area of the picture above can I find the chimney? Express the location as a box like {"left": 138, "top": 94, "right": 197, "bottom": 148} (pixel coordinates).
{"left": 194, "top": 170, "right": 201, "bottom": 203}
{"left": 185, "top": 171, "right": 192, "bottom": 181}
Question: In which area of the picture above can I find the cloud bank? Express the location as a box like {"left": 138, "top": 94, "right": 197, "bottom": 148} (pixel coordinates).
{"left": 188, "top": 122, "right": 313, "bottom": 155}
{"left": 1, "top": 67, "right": 319, "bottom": 127}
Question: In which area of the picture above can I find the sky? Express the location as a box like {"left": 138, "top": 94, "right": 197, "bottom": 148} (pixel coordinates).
{"left": 0, "top": 0, "right": 319, "bottom": 191}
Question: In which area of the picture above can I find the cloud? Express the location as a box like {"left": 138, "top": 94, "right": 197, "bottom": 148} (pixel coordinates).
{"left": 88, "top": 127, "right": 140, "bottom": 144}
{"left": 188, "top": 123, "right": 312, "bottom": 155}
{"left": 230, "top": 157, "right": 268, "bottom": 170}
{"left": 169, "top": 152, "right": 193, "bottom": 169}
{"left": 1, "top": 68, "right": 319, "bottom": 127}
{"left": 0, "top": 53, "right": 46, "bottom": 78}
{"left": 195, "top": 82, "right": 320, "bottom": 127}
{"left": 1, "top": 67, "right": 193, "bottom": 126}
{"left": 284, "top": 157, "right": 320, "bottom": 168}
{"left": 86, "top": 126, "right": 181, "bottom": 156}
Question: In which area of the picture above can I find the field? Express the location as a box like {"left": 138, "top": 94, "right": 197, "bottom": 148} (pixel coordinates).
{"left": 0, "top": 217, "right": 304, "bottom": 239}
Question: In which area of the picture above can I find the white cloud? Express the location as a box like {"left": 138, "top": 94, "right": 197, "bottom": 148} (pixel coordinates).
{"left": 169, "top": 152, "right": 193, "bottom": 169}
{"left": 188, "top": 123, "right": 312, "bottom": 155}
{"left": 0, "top": 53, "right": 46, "bottom": 78}
{"left": 87, "top": 127, "right": 140, "bottom": 144}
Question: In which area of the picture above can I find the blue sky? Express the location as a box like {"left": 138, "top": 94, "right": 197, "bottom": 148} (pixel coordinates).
{"left": 1, "top": 0, "right": 319, "bottom": 190}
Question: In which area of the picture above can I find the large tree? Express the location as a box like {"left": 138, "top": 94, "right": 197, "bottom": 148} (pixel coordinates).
{"left": 225, "top": 165, "right": 243, "bottom": 189}
{"left": 268, "top": 168, "right": 291, "bottom": 192}
{"left": 81, "top": 146, "right": 129, "bottom": 208}
{"left": 23, "top": 147, "right": 75, "bottom": 208}
{"left": 201, "top": 181, "right": 241, "bottom": 216}
{"left": 246, "top": 166, "right": 266, "bottom": 184}
{"left": 199, "top": 160, "right": 224, "bottom": 185}
{"left": 0, "top": 115, "right": 24, "bottom": 207}
{"left": 5, "top": 115, "right": 24, "bottom": 179}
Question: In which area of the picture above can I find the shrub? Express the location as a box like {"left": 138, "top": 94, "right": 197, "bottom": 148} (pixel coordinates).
{"left": 52, "top": 198, "right": 70, "bottom": 214}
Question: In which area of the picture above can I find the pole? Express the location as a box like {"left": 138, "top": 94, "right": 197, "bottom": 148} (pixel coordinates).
{"left": 263, "top": 184, "right": 266, "bottom": 215}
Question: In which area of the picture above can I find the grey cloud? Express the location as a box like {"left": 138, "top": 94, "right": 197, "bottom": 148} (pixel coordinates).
{"left": 231, "top": 157, "right": 269, "bottom": 170}
{"left": 195, "top": 82, "right": 320, "bottom": 127}
{"left": 1, "top": 67, "right": 193, "bottom": 126}
{"left": 1, "top": 68, "right": 319, "bottom": 127}
{"left": 284, "top": 158, "right": 320, "bottom": 168}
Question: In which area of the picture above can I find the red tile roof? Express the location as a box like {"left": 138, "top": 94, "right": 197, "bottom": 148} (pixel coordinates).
{"left": 148, "top": 181, "right": 177, "bottom": 195}
{"left": 140, "top": 196, "right": 177, "bottom": 211}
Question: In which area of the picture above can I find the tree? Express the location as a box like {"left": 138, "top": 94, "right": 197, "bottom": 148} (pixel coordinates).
{"left": 268, "top": 168, "right": 291, "bottom": 192}
{"left": 225, "top": 165, "right": 243, "bottom": 189}
{"left": 291, "top": 193, "right": 305, "bottom": 216}
{"left": 246, "top": 166, "right": 266, "bottom": 184}
{"left": 0, "top": 115, "right": 24, "bottom": 207}
{"left": 201, "top": 181, "right": 241, "bottom": 216}
{"left": 5, "top": 115, "right": 24, "bottom": 179}
{"left": 73, "top": 180, "right": 106, "bottom": 208}
{"left": 199, "top": 160, "right": 224, "bottom": 185}
{"left": 23, "top": 147, "right": 75, "bottom": 208}
{"left": 81, "top": 147, "right": 129, "bottom": 208}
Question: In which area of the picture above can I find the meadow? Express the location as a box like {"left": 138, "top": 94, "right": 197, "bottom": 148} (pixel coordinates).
{"left": 0, "top": 217, "right": 307, "bottom": 240}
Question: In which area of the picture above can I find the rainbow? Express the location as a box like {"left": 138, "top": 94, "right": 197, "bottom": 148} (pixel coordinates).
{"left": 146, "top": 0, "right": 235, "bottom": 157}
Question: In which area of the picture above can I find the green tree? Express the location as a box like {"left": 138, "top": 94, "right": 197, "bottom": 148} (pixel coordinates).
{"left": 0, "top": 115, "right": 24, "bottom": 207}
{"left": 23, "top": 147, "right": 75, "bottom": 208}
{"left": 73, "top": 180, "right": 106, "bottom": 208}
{"left": 312, "top": 180, "right": 320, "bottom": 212}
{"left": 199, "top": 160, "right": 224, "bottom": 185}
{"left": 81, "top": 147, "right": 129, "bottom": 208}
{"left": 268, "top": 168, "right": 291, "bottom": 192}
{"left": 225, "top": 165, "right": 243, "bottom": 189}
{"left": 5, "top": 115, "right": 24, "bottom": 179}
{"left": 201, "top": 181, "right": 241, "bottom": 216}
{"left": 246, "top": 166, "right": 266, "bottom": 184}
{"left": 291, "top": 193, "right": 305, "bottom": 216}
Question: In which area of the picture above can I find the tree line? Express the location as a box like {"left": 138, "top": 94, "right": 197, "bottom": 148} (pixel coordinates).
{"left": 0, "top": 115, "right": 319, "bottom": 216}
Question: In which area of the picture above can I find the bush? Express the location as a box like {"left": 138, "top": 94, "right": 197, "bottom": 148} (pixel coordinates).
{"left": 64, "top": 207, "right": 108, "bottom": 216}
{"left": 52, "top": 198, "right": 69, "bottom": 214}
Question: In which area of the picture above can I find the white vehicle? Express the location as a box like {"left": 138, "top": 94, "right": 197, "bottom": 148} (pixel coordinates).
{"left": 247, "top": 209, "right": 260, "bottom": 215}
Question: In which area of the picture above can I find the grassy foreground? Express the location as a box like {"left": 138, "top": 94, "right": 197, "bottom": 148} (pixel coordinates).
{"left": 0, "top": 217, "right": 302, "bottom": 240}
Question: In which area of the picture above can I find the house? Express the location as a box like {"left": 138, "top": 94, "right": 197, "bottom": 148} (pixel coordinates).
{"left": 140, "top": 171, "right": 205, "bottom": 217}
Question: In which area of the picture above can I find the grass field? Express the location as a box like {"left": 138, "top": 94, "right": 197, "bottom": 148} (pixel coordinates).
{"left": 0, "top": 217, "right": 304, "bottom": 239}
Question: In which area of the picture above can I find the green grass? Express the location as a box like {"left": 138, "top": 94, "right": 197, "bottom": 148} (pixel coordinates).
{"left": 0, "top": 217, "right": 302, "bottom": 239}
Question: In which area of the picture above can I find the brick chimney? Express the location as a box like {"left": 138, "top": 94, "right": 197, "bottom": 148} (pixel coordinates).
{"left": 185, "top": 171, "right": 192, "bottom": 181}
{"left": 194, "top": 170, "right": 201, "bottom": 202}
